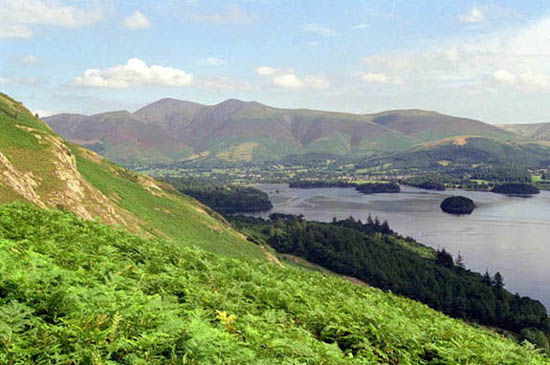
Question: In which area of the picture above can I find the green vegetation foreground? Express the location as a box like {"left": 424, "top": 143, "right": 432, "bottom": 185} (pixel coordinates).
{"left": 0, "top": 203, "right": 547, "bottom": 364}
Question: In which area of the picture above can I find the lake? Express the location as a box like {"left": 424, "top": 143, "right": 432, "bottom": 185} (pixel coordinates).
{"left": 253, "top": 184, "right": 550, "bottom": 308}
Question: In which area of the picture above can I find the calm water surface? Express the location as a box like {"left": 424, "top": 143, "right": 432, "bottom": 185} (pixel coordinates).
{"left": 253, "top": 184, "right": 550, "bottom": 308}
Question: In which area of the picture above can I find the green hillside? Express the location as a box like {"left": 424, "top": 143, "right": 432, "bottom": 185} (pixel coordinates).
{"left": 1, "top": 202, "right": 548, "bottom": 364}
{"left": 498, "top": 122, "right": 550, "bottom": 142}
{"left": 0, "top": 92, "right": 263, "bottom": 260}
{"left": 361, "top": 136, "right": 550, "bottom": 170}
{"left": 371, "top": 110, "right": 516, "bottom": 142}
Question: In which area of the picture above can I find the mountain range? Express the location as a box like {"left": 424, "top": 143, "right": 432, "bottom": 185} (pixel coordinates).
{"left": 44, "top": 98, "right": 523, "bottom": 166}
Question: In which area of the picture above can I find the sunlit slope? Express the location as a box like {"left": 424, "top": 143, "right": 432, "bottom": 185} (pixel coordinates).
{"left": 361, "top": 135, "right": 550, "bottom": 169}
{"left": 0, "top": 92, "right": 263, "bottom": 259}
{"left": 1, "top": 203, "right": 547, "bottom": 364}
{"left": 498, "top": 122, "right": 550, "bottom": 142}
{"left": 371, "top": 110, "right": 517, "bottom": 142}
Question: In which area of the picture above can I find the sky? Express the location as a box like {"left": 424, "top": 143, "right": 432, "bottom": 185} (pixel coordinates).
{"left": 2, "top": 0, "right": 550, "bottom": 124}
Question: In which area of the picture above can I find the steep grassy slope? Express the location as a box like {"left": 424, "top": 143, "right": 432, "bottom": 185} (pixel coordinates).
{"left": 0, "top": 93, "right": 263, "bottom": 260}
{"left": 1, "top": 203, "right": 548, "bottom": 364}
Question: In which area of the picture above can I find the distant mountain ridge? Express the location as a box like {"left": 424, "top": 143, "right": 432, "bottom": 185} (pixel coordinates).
{"left": 45, "top": 98, "right": 519, "bottom": 166}
{"left": 497, "top": 122, "right": 550, "bottom": 142}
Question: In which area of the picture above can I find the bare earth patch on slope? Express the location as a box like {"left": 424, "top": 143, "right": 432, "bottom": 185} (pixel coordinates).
{"left": 46, "top": 136, "right": 144, "bottom": 231}
{"left": 5, "top": 125, "right": 146, "bottom": 234}
{"left": 0, "top": 152, "right": 46, "bottom": 208}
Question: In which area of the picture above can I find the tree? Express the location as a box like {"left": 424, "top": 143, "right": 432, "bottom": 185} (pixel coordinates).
{"left": 482, "top": 271, "right": 491, "bottom": 285}
{"left": 381, "top": 220, "right": 391, "bottom": 235}
{"left": 367, "top": 214, "right": 374, "bottom": 226}
{"left": 436, "top": 249, "right": 454, "bottom": 268}
{"left": 492, "top": 272, "right": 504, "bottom": 290}
{"left": 455, "top": 252, "right": 465, "bottom": 270}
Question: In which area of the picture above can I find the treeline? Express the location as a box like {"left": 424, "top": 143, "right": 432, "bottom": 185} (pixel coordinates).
{"left": 289, "top": 180, "right": 356, "bottom": 189}
{"left": 163, "top": 177, "right": 272, "bottom": 214}
{"left": 402, "top": 175, "right": 446, "bottom": 190}
{"left": 356, "top": 182, "right": 400, "bottom": 194}
{"left": 230, "top": 214, "right": 550, "bottom": 348}
{"left": 492, "top": 183, "right": 540, "bottom": 195}
{"left": 289, "top": 180, "right": 401, "bottom": 194}
{"left": 471, "top": 167, "right": 532, "bottom": 183}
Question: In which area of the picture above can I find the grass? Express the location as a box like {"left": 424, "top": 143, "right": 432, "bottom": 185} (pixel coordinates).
{"left": 391, "top": 236, "right": 436, "bottom": 259}
{"left": 71, "top": 146, "right": 265, "bottom": 260}
{"left": 0, "top": 202, "right": 548, "bottom": 364}
{"left": 0, "top": 94, "right": 68, "bottom": 201}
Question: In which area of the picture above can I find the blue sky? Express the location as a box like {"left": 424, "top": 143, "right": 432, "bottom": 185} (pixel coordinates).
{"left": 2, "top": 0, "right": 550, "bottom": 124}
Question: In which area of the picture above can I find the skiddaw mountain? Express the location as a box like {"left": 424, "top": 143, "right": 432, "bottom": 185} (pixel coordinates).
{"left": 44, "top": 98, "right": 521, "bottom": 166}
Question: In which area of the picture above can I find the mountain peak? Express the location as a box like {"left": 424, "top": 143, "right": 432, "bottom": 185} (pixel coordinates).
{"left": 144, "top": 97, "right": 204, "bottom": 108}
{"left": 216, "top": 98, "right": 246, "bottom": 107}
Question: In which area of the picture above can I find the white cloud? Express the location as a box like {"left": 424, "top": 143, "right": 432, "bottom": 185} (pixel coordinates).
{"left": 0, "top": 24, "right": 33, "bottom": 39}
{"left": 187, "top": 5, "right": 258, "bottom": 24}
{"left": 72, "top": 58, "right": 193, "bottom": 88}
{"left": 302, "top": 23, "right": 337, "bottom": 37}
{"left": 493, "top": 70, "right": 550, "bottom": 91}
{"left": 122, "top": 11, "right": 151, "bottom": 30}
{"left": 458, "top": 6, "right": 484, "bottom": 23}
{"left": 198, "top": 57, "right": 226, "bottom": 66}
{"left": 273, "top": 74, "right": 303, "bottom": 88}
{"left": 256, "top": 66, "right": 277, "bottom": 76}
{"left": 352, "top": 24, "right": 368, "bottom": 30}
{"left": 256, "top": 66, "right": 330, "bottom": 90}
{"left": 349, "top": 15, "right": 550, "bottom": 123}
{"left": 493, "top": 69, "right": 516, "bottom": 85}
{"left": 518, "top": 71, "right": 550, "bottom": 91}
{"left": 0, "top": 77, "right": 7, "bottom": 84}
{"left": 359, "top": 16, "right": 550, "bottom": 93}
{"left": 0, "top": 0, "right": 104, "bottom": 39}
{"left": 20, "top": 55, "right": 39, "bottom": 64}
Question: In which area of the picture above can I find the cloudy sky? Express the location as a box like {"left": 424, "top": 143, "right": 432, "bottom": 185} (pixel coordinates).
{"left": 2, "top": 0, "right": 550, "bottom": 124}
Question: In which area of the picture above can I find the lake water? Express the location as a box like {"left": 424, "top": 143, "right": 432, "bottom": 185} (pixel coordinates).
{"left": 253, "top": 184, "right": 550, "bottom": 308}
